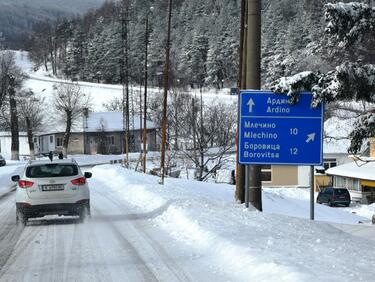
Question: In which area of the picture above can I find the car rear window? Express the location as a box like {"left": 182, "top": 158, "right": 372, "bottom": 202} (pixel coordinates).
{"left": 26, "top": 164, "right": 79, "bottom": 178}
{"left": 334, "top": 189, "right": 349, "bottom": 195}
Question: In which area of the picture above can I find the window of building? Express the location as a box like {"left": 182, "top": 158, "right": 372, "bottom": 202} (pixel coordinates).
{"left": 49, "top": 136, "right": 54, "bottom": 143}
{"left": 104, "top": 136, "right": 115, "bottom": 146}
{"left": 261, "top": 165, "right": 272, "bottom": 182}
{"left": 56, "top": 137, "right": 63, "bottom": 147}
{"left": 334, "top": 176, "right": 360, "bottom": 191}
{"left": 33, "top": 137, "right": 38, "bottom": 143}
{"left": 323, "top": 158, "right": 337, "bottom": 170}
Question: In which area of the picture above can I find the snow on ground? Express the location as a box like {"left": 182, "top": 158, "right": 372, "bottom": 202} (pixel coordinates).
{"left": 2, "top": 154, "right": 375, "bottom": 281}
{"left": 263, "top": 187, "right": 367, "bottom": 223}
{"left": 344, "top": 203, "right": 375, "bottom": 219}
{"left": 91, "top": 165, "right": 375, "bottom": 282}
{"left": 14, "top": 51, "right": 236, "bottom": 112}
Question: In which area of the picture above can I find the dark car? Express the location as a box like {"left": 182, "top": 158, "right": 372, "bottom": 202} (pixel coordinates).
{"left": 317, "top": 187, "right": 351, "bottom": 207}
{"left": 0, "top": 154, "right": 6, "bottom": 166}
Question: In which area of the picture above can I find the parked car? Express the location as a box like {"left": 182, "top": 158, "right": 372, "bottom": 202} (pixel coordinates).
{"left": 0, "top": 154, "right": 6, "bottom": 166}
{"left": 12, "top": 159, "right": 91, "bottom": 225}
{"left": 316, "top": 187, "right": 351, "bottom": 207}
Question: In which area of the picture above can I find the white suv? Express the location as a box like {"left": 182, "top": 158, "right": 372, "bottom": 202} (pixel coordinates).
{"left": 12, "top": 159, "right": 91, "bottom": 225}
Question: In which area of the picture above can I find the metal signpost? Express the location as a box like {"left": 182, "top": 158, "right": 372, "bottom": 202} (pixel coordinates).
{"left": 238, "top": 90, "right": 323, "bottom": 220}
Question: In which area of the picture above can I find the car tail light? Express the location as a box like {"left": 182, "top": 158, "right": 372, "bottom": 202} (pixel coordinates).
{"left": 19, "top": 202, "right": 31, "bottom": 208}
{"left": 71, "top": 177, "right": 86, "bottom": 185}
{"left": 18, "top": 180, "right": 34, "bottom": 188}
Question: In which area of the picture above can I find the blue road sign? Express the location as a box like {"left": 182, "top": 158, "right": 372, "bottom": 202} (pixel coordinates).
{"left": 238, "top": 91, "right": 323, "bottom": 165}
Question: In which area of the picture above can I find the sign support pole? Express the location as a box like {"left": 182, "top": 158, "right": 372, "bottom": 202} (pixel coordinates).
{"left": 245, "top": 166, "right": 249, "bottom": 208}
{"left": 310, "top": 165, "right": 315, "bottom": 220}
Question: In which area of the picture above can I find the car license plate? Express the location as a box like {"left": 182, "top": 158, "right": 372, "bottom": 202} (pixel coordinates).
{"left": 41, "top": 185, "right": 64, "bottom": 191}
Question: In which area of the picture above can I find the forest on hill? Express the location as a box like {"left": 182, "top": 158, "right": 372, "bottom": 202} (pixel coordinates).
{"left": 26, "top": 0, "right": 374, "bottom": 89}
{"left": 0, "top": 0, "right": 105, "bottom": 49}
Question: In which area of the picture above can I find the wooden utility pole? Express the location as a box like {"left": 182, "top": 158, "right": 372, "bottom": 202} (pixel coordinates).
{"left": 121, "top": 3, "right": 130, "bottom": 167}
{"left": 160, "top": 0, "right": 173, "bottom": 185}
{"left": 237, "top": 0, "right": 262, "bottom": 211}
{"left": 236, "top": 0, "right": 247, "bottom": 203}
{"left": 8, "top": 75, "right": 19, "bottom": 161}
{"left": 143, "top": 11, "right": 150, "bottom": 173}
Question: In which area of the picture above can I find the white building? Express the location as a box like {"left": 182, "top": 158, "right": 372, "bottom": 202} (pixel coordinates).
{"left": 0, "top": 131, "right": 33, "bottom": 160}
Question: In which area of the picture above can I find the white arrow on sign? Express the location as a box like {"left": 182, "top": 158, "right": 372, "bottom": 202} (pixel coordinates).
{"left": 305, "top": 133, "right": 316, "bottom": 143}
{"left": 247, "top": 98, "right": 255, "bottom": 112}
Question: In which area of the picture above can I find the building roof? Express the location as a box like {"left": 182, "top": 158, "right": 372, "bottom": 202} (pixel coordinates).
{"left": 85, "top": 112, "right": 156, "bottom": 132}
{"left": 38, "top": 111, "right": 157, "bottom": 136}
{"left": 326, "top": 159, "right": 375, "bottom": 181}
{"left": 0, "top": 131, "right": 28, "bottom": 137}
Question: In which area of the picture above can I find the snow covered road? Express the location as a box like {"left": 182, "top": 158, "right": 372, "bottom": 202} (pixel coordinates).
{"left": 0, "top": 170, "right": 230, "bottom": 282}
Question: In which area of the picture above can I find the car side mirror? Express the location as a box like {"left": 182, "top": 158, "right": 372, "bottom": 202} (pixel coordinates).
{"left": 84, "top": 172, "right": 92, "bottom": 179}
{"left": 11, "top": 175, "right": 20, "bottom": 182}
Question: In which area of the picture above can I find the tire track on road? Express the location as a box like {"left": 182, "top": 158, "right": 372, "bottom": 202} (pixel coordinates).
{"left": 92, "top": 185, "right": 194, "bottom": 282}
{"left": 92, "top": 206, "right": 159, "bottom": 281}
{"left": 0, "top": 191, "right": 24, "bottom": 274}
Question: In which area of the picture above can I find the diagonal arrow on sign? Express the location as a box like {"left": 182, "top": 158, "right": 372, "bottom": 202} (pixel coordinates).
{"left": 247, "top": 98, "right": 255, "bottom": 113}
{"left": 305, "top": 133, "right": 316, "bottom": 143}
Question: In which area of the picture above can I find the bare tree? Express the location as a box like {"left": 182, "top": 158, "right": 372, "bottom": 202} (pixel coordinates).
{"left": 149, "top": 91, "right": 236, "bottom": 181}
{"left": 54, "top": 83, "right": 89, "bottom": 157}
{"left": 183, "top": 100, "right": 237, "bottom": 181}
{"left": 29, "top": 21, "right": 58, "bottom": 75}
{"left": 102, "top": 97, "right": 123, "bottom": 112}
{"left": 0, "top": 51, "right": 25, "bottom": 160}
{"left": 18, "top": 90, "right": 45, "bottom": 160}
{"left": 1, "top": 51, "right": 23, "bottom": 111}
{"left": 96, "top": 118, "right": 107, "bottom": 154}
{"left": 8, "top": 75, "right": 19, "bottom": 160}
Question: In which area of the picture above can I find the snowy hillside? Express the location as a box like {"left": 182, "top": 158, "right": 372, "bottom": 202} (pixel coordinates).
{"left": 15, "top": 51, "right": 236, "bottom": 112}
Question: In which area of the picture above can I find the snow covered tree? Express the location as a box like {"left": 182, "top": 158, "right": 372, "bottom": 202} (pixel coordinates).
{"left": 269, "top": 2, "right": 375, "bottom": 154}
{"left": 64, "top": 24, "right": 87, "bottom": 80}
{"left": 325, "top": 2, "right": 375, "bottom": 46}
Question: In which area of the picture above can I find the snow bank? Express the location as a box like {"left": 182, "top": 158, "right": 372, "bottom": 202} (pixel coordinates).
{"left": 91, "top": 165, "right": 375, "bottom": 282}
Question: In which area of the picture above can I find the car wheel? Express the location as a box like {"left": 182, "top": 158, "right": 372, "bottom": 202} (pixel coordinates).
{"left": 328, "top": 200, "right": 334, "bottom": 207}
{"left": 78, "top": 206, "right": 89, "bottom": 223}
{"left": 87, "top": 204, "right": 91, "bottom": 218}
{"left": 16, "top": 208, "right": 27, "bottom": 226}
{"left": 345, "top": 203, "right": 350, "bottom": 207}
{"left": 316, "top": 198, "right": 321, "bottom": 204}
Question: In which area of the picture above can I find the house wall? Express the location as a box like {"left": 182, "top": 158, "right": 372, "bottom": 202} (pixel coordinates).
{"left": 324, "top": 153, "right": 353, "bottom": 167}
{"left": 263, "top": 165, "right": 299, "bottom": 187}
{"left": 0, "top": 135, "right": 30, "bottom": 159}
{"left": 39, "top": 135, "right": 55, "bottom": 153}
{"left": 315, "top": 175, "right": 332, "bottom": 191}
{"left": 56, "top": 133, "right": 84, "bottom": 155}
{"left": 39, "top": 133, "right": 84, "bottom": 155}
{"left": 370, "top": 138, "right": 375, "bottom": 158}
{"left": 263, "top": 154, "right": 353, "bottom": 188}
{"left": 332, "top": 175, "right": 368, "bottom": 203}
{"left": 85, "top": 132, "right": 123, "bottom": 155}
{"left": 148, "top": 130, "right": 157, "bottom": 151}
{"left": 84, "top": 129, "right": 157, "bottom": 155}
